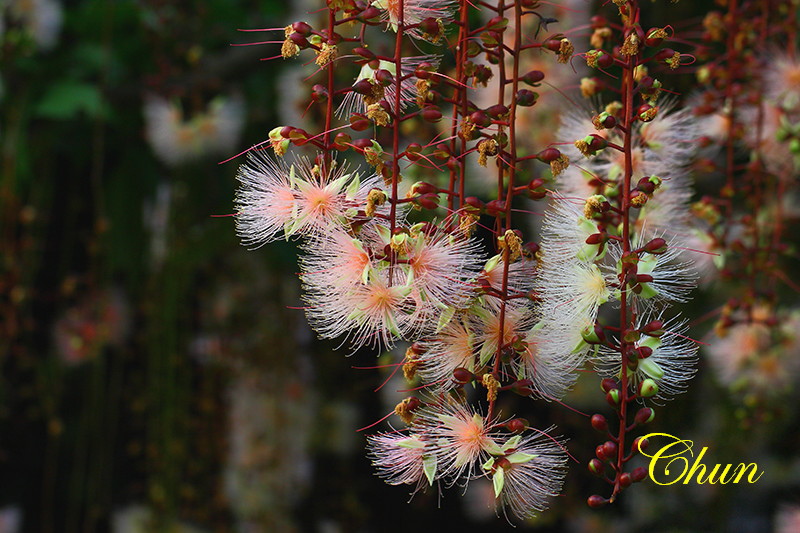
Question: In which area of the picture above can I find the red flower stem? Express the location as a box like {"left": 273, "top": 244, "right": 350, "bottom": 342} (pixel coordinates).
{"left": 323, "top": 5, "right": 337, "bottom": 172}
{"left": 448, "top": 0, "right": 470, "bottom": 214}
{"left": 610, "top": 0, "right": 640, "bottom": 505}
{"left": 389, "top": 0, "right": 405, "bottom": 246}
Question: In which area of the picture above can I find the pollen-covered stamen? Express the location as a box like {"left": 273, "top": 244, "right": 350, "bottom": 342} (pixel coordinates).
{"left": 315, "top": 42, "right": 337, "bottom": 67}
{"left": 281, "top": 25, "right": 300, "bottom": 58}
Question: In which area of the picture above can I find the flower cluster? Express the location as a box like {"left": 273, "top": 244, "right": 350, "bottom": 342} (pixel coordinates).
{"left": 367, "top": 399, "right": 567, "bottom": 521}
{"left": 229, "top": 0, "right": 706, "bottom": 521}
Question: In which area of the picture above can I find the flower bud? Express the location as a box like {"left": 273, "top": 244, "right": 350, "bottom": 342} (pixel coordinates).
{"left": 352, "top": 78, "right": 375, "bottom": 95}
{"left": 409, "top": 181, "right": 437, "bottom": 195}
{"left": 516, "top": 89, "right": 538, "bottom": 107}
{"left": 311, "top": 84, "right": 329, "bottom": 103}
{"left": 292, "top": 21, "right": 313, "bottom": 35}
{"left": 602, "top": 440, "right": 617, "bottom": 459}
{"left": 642, "top": 319, "right": 665, "bottom": 337}
{"left": 637, "top": 104, "right": 658, "bottom": 122}
{"left": 453, "top": 367, "right": 474, "bottom": 384}
{"left": 643, "top": 237, "right": 668, "bottom": 254}
{"left": 645, "top": 27, "right": 668, "bottom": 47}
{"left": 375, "top": 69, "right": 394, "bottom": 87}
{"left": 470, "top": 110, "right": 492, "bottom": 128}
{"left": 349, "top": 113, "right": 371, "bottom": 131}
{"left": 521, "top": 70, "right": 545, "bottom": 86}
{"left": 638, "top": 379, "right": 659, "bottom": 398}
{"left": 289, "top": 32, "right": 310, "bottom": 48}
{"left": 635, "top": 346, "right": 653, "bottom": 359}
{"left": 606, "top": 389, "right": 621, "bottom": 407}
{"left": 351, "top": 138, "right": 373, "bottom": 150}
{"left": 485, "top": 199, "right": 506, "bottom": 218}
{"left": 527, "top": 178, "right": 547, "bottom": 199}
{"left": 419, "top": 17, "right": 440, "bottom": 36}
{"left": 634, "top": 407, "right": 655, "bottom": 425}
{"left": 600, "top": 378, "right": 617, "bottom": 393}
{"left": 357, "top": 6, "right": 381, "bottom": 21}
{"left": 421, "top": 106, "right": 443, "bottom": 122}
{"left": 632, "top": 436, "right": 649, "bottom": 453}
{"left": 535, "top": 147, "right": 562, "bottom": 163}
{"left": 511, "top": 379, "right": 534, "bottom": 397}
{"left": 464, "top": 196, "right": 484, "bottom": 211}
{"left": 485, "top": 104, "right": 509, "bottom": 119}
{"left": 636, "top": 176, "right": 656, "bottom": 195}
{"left": 587, "top": 495, "right": 607, "bottom": 508}
{"left": 631, "top": 466, "right": 648, "bottom": 482}
{"left": 333, "top": 132, "right": 351, "bottom": 150}
{"left": 595, "top": 444, "right": 609, "bottom": 461}
{"left": 506, "top": 418, "right": 528, "bottom": 433}
{"left": 590, "top": 414, "right": 608, "bottom": 432}
{"left": 619, "top": 472, "right": 633, "bottom": 488}
{"left": 352, "top": 47, "right": 375, "bottom": 61}
{"left": 415, "top": 192, "right": 440, "bottom": 210}
{"left": 589, "top": 458, "right": 605, "bottom": 476}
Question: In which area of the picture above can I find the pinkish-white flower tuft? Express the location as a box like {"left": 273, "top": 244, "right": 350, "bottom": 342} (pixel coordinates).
{"left": 597, "top": 315, "right": 698, "bottom": 402}
{"left": 367, "top": 433, "right": 433, "bottom": 491}
{"left": 413, "top": 399, "right": 503, "bottom": 484}
{"left": 234, "top": 152, "right": 387, "bottom": 248}
{"left": 482, "top": 429, "right": 568, "bottom": 521}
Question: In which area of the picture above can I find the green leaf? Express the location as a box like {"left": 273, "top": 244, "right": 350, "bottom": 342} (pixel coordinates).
{"left": 36, "top": 81, "right": 109, "bottom": 120}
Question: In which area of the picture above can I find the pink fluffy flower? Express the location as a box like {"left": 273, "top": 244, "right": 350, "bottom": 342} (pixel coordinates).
{"left": 413, "top": 399, "right": 503, "bottom": 484}
{"left": 304, "top": 268, "right": 415, "bottom": 350}
{"left": 416, "top": 315, "right": 476, "bottom": 391}
{"left": 366, "top": 433, "right": 435, "bottom": 491}
{"left": 234, "top": 151, "right": 386, "bottom": 248}
{"left": 482, "top": 430, "right": 568, "bottom": 521}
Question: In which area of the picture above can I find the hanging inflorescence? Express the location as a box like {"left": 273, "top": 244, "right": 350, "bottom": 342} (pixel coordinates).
{"left": 227, "top": 0, "right": 706, "bottom": 520}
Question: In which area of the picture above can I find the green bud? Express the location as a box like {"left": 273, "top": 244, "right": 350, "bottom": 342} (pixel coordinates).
{"left": 638, "top": 378, "right": 659, "bottom": 398}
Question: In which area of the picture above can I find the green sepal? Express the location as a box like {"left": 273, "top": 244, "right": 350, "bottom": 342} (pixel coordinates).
{"left": 493, "top": 467, "right": 505, "bottom": 498}
{"left": 506, "top": 452, "right": 538, "bottom": 464}
{"left": 396, "top": 437, "right": 425, "bottom": 449}
{"left": 638, "top": 282, "right": 658, "bottom": 299}
{"left": 639, "top": 358, "right": 665, "bottom": 380}
{"left": 483, "top": 439, "right": 505, "bottom": 456}
{"left": 423, "top": 454, "right": 437, "bottom": 486}
{"left": 345, "top": 172, "right": 362, "bottom": 199}
{"left": 436, "top": 306, "right": 456, "bottom": 333}
{"left": 502, "top": 435, "right": 522, "bottom": 452}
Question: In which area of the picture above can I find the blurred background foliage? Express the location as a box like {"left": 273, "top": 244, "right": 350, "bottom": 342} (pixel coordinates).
{"left": 0, "top": 0, "right": 799, "bottom": 532}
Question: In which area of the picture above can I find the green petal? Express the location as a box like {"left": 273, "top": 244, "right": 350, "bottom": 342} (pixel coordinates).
{"left": 493, "top": 468, "right": 505, "bottom": 498}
